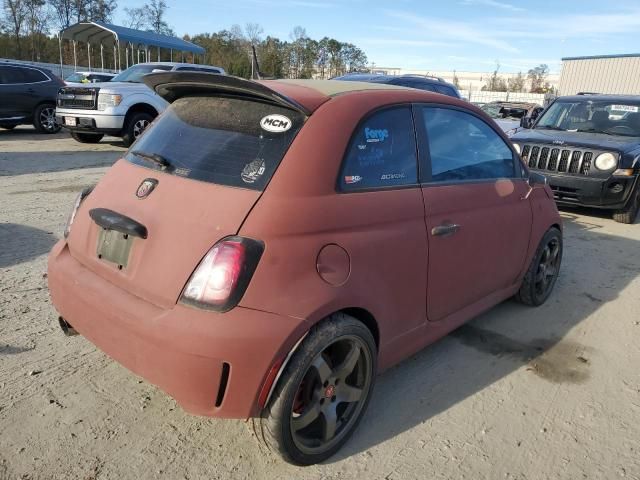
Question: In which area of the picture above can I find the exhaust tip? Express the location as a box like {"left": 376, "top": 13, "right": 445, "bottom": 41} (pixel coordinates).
{"left": 58, "top": 316, "right": 78, "bottom": 336}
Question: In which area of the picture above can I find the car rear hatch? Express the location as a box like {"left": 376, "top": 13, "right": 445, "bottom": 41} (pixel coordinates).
{"left": 66, "top": 75, "right": 308, "bottom": 309}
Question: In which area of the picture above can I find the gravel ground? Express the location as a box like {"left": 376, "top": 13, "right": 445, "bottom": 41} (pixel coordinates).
{"left": 1, "top": 126, "right": 639, "bottom": 480}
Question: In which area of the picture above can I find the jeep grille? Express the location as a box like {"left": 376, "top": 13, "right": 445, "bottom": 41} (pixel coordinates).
{"left": 521, "top": 144, "right": 593, "bottom": 175}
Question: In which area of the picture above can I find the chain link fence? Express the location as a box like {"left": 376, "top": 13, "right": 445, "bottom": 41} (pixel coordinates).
{"left": 1, "top": 58, "right": 116, "bottom": 80}
{"left": 460, "top": 89, "right": 547, "bottom": 105}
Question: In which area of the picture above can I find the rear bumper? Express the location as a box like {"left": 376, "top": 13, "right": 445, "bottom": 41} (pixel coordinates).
{"left": 543, "top": 172, "right": 638, "bottom": 209}
{"left": 47, "top": 241, "right": 306, "bottom": 418}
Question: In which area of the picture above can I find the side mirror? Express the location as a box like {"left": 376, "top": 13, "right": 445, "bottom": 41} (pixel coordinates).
{"left": 520, "top": 117, "right": 533, "bottom": 129}
{"left": 528, "top": 171, "right": 547, "bottom": 187}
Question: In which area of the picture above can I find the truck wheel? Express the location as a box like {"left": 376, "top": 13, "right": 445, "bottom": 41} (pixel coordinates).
{"left": 515, "top": 227, "right": 562, "bottom": 306}
{"left": 612, "top": 184, "right": 640, "bottom": 224}
{"left": 33, "top": 104, "right": 61, "bottom": 134}
{"left": 70, "top": 131, "right": 104, "bottom": 144}
{"left": 122, "top": 112, "right": 154, "bottom": 147}
{"left": 255, "top": 313, "right": 377, "bottom": 466}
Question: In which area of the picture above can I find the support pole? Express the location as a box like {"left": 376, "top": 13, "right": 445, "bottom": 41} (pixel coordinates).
{"left": 58, "top": 34, "right": 64, "bottom": 78}
{"left": 73, "top": 41, "right": 77, "bottom": 71}
{"left": 125, "top": 44, "right": 129, "bottom": 69}
{"left": 137, "top": 49, "right": 140, "bottom": 64}
{"left": 170, "top": 49, "right": 173, "bottom": 62}
{"left": 100, "top": 44, "right": 104, "bottom": 71}
{"left": 157, "top": 46, "right": 160, "bottom": 62}
{"left": 87, "top": 43, "right": 91, "bottom": 71}
{"left": 113, "top": 45, "right": 117, "bottom": 70}
{"left": 117, "top": 40, "right": 121, "bottom": 72}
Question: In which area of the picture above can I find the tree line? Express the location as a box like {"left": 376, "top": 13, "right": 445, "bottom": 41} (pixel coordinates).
{"left": 480, "top": 62, "right": 555, "bottom": 94}
{"left": 0, "top": 0, "right": 369, "bottom": 79}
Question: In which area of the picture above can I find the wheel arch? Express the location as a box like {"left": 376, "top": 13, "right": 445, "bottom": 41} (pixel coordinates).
{"left": 124, "top": 103, "right": 159, "bottom": 124}
{"left": 258, "top": 306, "right": 380, "bottom": 411}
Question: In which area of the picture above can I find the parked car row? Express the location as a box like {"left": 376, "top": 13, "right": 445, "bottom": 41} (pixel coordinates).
{"left": 1, "top": 59, "right": 635, "bottom": 466}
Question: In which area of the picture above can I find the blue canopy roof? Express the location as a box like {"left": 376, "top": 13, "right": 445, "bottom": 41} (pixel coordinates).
{"left": 60, "top": 21, "right": 205, "bottom": 55}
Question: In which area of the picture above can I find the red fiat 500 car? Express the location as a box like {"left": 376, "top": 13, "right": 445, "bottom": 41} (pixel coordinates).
{"left": 48, "top": 73, "right": 562, "bottom": 465}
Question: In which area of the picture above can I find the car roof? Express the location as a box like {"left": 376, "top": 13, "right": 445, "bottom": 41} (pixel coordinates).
{"left": 558, "top": 94, "right": 640, "bottom": 103}
{"left": 145, "top": 73, "right": 473, "bottom": 116}
{"left": 133, "top": 62, "right": 223, "bottom": 69}
{"left": 484, "top": 101, "right": 540, "bottom": 108}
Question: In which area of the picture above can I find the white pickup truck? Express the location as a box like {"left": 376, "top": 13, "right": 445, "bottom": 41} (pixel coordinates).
{"left": 56, "top": 62, "right": 225, "bottom": 146}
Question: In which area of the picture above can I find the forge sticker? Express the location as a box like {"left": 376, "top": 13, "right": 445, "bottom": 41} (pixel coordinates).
{"left": 242, "top": 159, "right": 266, "bottom": 184}
{"left": 260, "top": 114, "right": 292, "bottom": 133}
{"left": 344, "top": 175, "right": 363, "bottom": 184}
{"left": 365, "top": 127, "right": 389, "bottom": 143}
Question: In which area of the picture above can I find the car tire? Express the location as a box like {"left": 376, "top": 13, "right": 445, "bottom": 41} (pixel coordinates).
{"left": 70, "top": 131, "right": 105, "bottom": 144}
{"left": 1, "top": 124, "right": 17, "bottom": 130}
{"left": 515, "top": 227, "right": 562, "bottom": 306}
{"left": 254, "top": 313, "right": 377, "bottom": 466}
{"left": 121, "top": 112, "right": 154, "bottom": 147}
{"left": 33, "top": 104, "right": 61, "bottom": 134}
{"left": 612, "top": 184, "right": 640, "bottom": 224}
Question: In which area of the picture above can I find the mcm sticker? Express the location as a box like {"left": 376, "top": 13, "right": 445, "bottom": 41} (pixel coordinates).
{"left": 242, "top": 159, "right": 266, "bottom": 184}
{"left": 381, "top": 173, "right": 406, "bottom": 180}
{"left": 344, "top": 175, "right": 363, "bottom": 184}
{"left": 260, "top": 114, "right": 292, "bottom": 133}
{"left": 365, "top": 127, "right": 389, "bottom": 143}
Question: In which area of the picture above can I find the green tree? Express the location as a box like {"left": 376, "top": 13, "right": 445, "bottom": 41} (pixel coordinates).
{"left": 528, "top": 64, "right": 550, "bottom": 93}
{"left": 508, "top": 71, "right": 525, "bottom": 92}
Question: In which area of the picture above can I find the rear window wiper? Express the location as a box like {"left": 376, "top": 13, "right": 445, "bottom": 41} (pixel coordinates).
{"left": 131, "top": 150, "right": 172, "bottom": 169}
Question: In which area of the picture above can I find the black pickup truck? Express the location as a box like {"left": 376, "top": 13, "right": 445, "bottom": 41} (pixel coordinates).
{"left": 512, "top": 94, "right": 640, "bottom": 223}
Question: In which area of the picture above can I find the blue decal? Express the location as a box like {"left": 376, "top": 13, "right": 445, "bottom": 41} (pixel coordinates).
{"left": 365, "top": 127, "right": 389, "bottom": 143}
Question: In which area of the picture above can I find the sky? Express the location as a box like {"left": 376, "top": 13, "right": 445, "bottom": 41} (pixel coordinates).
{"left": 115, "top": 0, "right": 640, "bottom": 73}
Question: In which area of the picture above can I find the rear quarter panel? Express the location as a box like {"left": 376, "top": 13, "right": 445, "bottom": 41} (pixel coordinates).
{"left": 238, "top": 91, "right": 435, "bottom": 369}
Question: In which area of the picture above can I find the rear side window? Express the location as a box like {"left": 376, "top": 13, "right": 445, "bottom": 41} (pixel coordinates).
{"left": 421, "top": 107, "right": 515, "bottom": 182}
{"left": 125, "top": 96, "right": 304, "bottom": 191}
{"left": 22, "top": 68, "right": 48, "bottom": 83}
{"left": 339, "top": 106, "right": 418, "bottom": 190}
{"left": 433, "top": 85, "right": 457, "bottom": 97}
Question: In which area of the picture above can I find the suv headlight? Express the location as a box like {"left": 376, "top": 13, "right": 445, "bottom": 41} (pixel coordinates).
{"left": 97, "top": 93, "right": 123, "bottom": 111}
{"left": 594, "top": 152, "right": 618, "bottom": 171}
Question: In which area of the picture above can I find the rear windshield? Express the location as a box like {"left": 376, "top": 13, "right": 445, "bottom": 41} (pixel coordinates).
{"left": 124, "top": 96, "right": 305, "bottom": 190}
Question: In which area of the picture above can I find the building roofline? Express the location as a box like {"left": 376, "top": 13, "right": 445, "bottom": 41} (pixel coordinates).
{"left": 562, "top": 53, "right": 640, "bottom": 61}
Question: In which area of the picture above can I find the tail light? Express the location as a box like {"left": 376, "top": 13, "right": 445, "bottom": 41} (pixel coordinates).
{"left": 180, "top": 236, "right": 264, "bottom": 312}
{"left": 64, "top": 186, "right": 94, "bottom": 238}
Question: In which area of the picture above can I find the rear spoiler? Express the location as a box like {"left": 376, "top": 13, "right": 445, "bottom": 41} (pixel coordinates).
{"left": 143, "top": 72, "right": 311, "bottom": 116}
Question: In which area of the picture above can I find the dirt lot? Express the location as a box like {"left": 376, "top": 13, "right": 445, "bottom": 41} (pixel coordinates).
{"left": 1, "top": 126, "right": 639, "bottom": 480}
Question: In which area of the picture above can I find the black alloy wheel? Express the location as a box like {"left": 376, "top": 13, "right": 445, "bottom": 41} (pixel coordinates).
{"left": 255, "top": 313, "right": 377, "bottom": 465}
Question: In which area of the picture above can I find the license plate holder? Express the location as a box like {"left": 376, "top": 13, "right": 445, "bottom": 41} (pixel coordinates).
{"left": 96, "top": 228, "right": 134, "bottom": 268}
{"left": 65, "top": 116, "right": 77, "bottom": 126}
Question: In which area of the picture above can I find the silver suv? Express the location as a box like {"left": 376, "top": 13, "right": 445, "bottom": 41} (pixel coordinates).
{"left": 56, "top": 62, "right": 225, "bottom": 146}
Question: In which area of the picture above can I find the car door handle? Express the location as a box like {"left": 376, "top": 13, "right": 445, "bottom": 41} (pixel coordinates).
{"left": 431, "top": 223, "right": 461, "bottom": 237}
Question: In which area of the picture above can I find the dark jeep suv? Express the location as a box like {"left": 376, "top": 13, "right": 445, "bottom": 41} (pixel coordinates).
{"left": 512, "top": 94, "right": 640, "bottom": 223}
{"left": 0, "top": 62, "right": 64, "bottom": 133}
{"left": 333, "top": 73, "right": 462, "bottom": 98}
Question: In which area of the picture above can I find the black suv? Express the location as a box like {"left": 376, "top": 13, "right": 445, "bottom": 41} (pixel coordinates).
{"left": 0, "top": 62, "right": 64, "bottom": 133}
{"left": 512, "top": 94, "right": 640, "bottom": 224}
{"left": 333, "top": 73, "right": 462, "bottom": 98}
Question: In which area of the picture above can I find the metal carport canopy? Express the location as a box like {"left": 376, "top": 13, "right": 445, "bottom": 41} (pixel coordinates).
{"left": 59, "top": 21, "right": 205, "bottom": 55}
